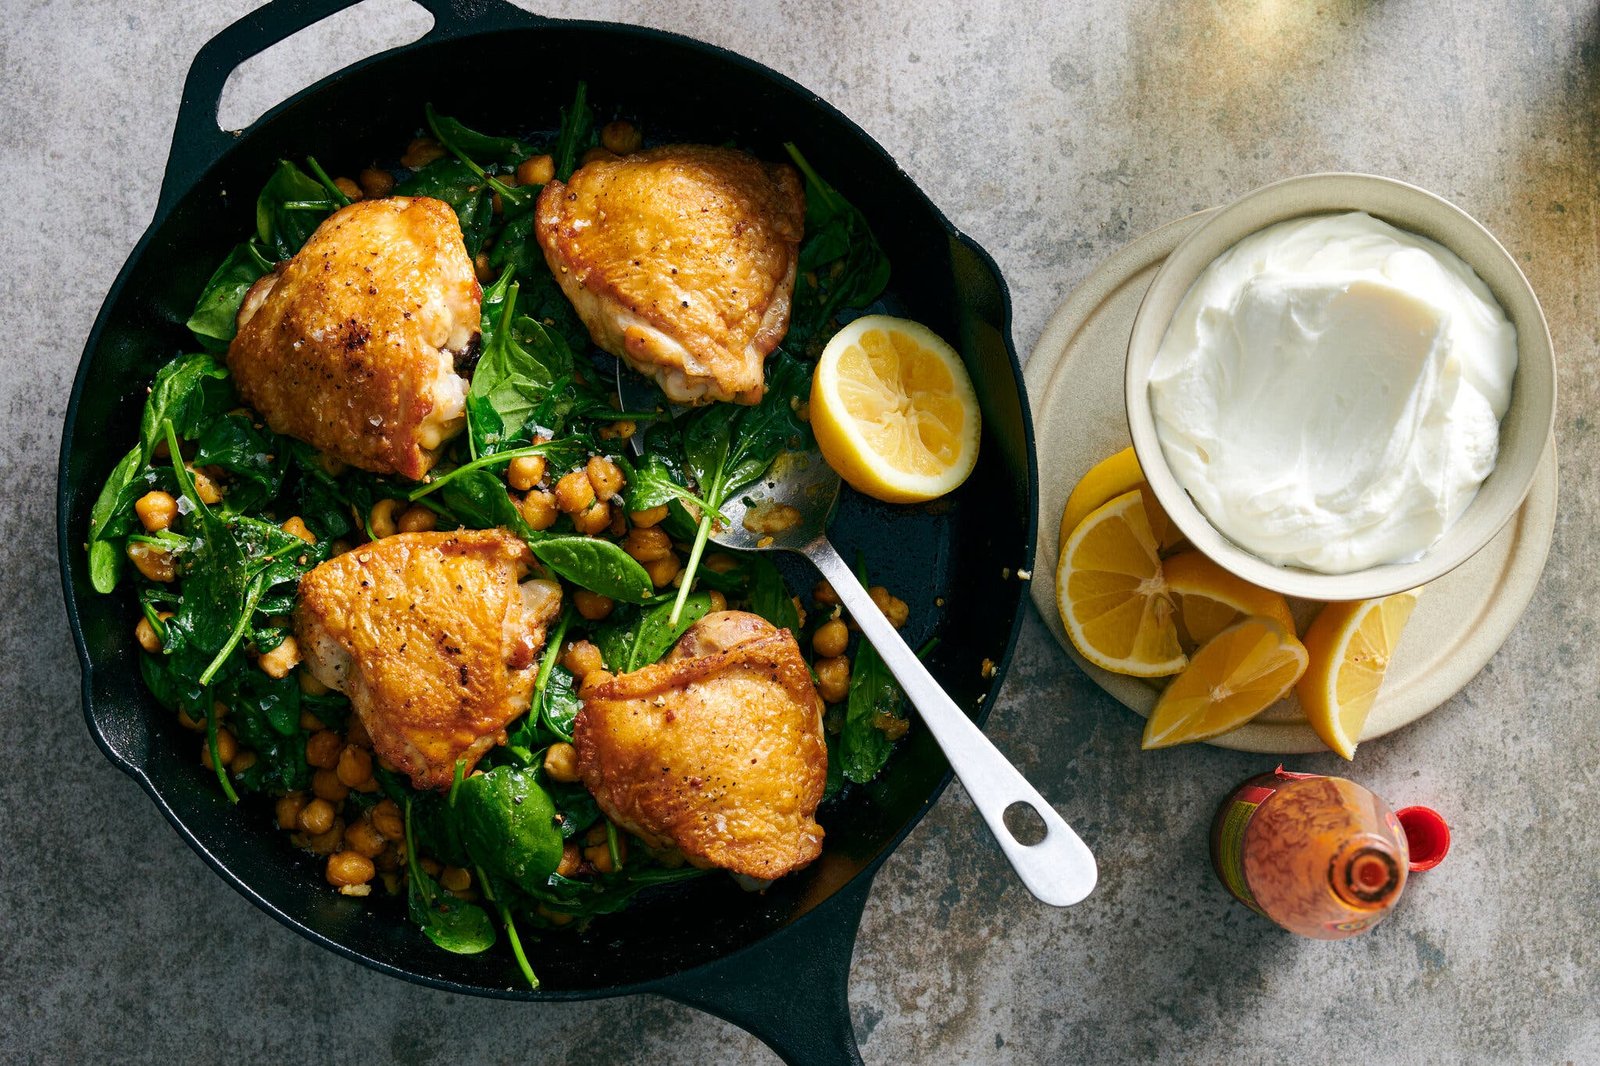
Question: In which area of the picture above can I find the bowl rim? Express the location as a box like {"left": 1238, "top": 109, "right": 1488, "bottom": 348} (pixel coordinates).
{"left": 1123, "top": 171, "right": 1557, "bottom": 601}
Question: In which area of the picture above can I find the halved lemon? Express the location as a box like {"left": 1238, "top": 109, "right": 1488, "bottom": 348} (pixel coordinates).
{"left": 1142, "top": 617, "right": 1309, "bottom": 749}
{"left": 810, "top": 315, "right": 981, "bottom": 504}
{"left": 1163, "top": 549, "right": 1296, "bottom": 650}
{"left": 1058, "top": 447, "right": 1181, "bottom": 553}
{"left": 1055, "top": 489, "right": 1186, "bottom": 677}
{"left": 1297, "top": 591, "right": 1420, "bottom": 760}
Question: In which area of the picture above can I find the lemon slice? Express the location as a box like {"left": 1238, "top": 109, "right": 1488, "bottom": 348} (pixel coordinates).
{"left": 1058, "top": 447, "right": 1181, "bottom": 553}
{"left": 1142, "top": 617, "right": 1309, "bottom": 749}
{"left": 1162, "top": 549, "right": 1296, "bottom": 650}
{"left": 1297, "top": 591, "right": 1420, "bottom": 760}
{"left": 810, "top": 315, "right": 981, "bottom": 503}
{"left": 1055, "top": 488, "right": 1186, "bottom": 677}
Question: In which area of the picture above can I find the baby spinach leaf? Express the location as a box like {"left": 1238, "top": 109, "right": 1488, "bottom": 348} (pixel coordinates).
{"left": 544, "top": 779, "right": 601, "bottom": 840}
{"left": 530, "top": 866, "right": 706, "bottom": 921}
{"left": 839, "top": 637, "right": 901, "bottom": 785}
{"left": 537, "top": 664, "right": 581, "bottom": 741}
{"left": 454, "top": 765, "right": 565, "bottom": 896}
{"left": 434, "top": 467, "right": 530, "bottom": 534}
{"left": 193, "top": 412, "right": 286, "bottom": 511}
{"left": 405, "top": 799, "right": 497, "bottom": 955}
{"left": 86, "top": 445, "right": 144, "bottom": 593}
{"left": 593, "top": 592, "right": 714, "bottom": 674}
{"left": 782, "top": 144, "right": 891, "bottom": 350}
{"left": 186, "top": 240, "right": 274, "bottom": 348}
{"left": 747, "top": 556, "right": 799, "bottom": 632}
{"left": 257, "top": 159, "right": 337, "bottom": 260}
{"left": 552, "top": 81, "right": 594, "bottom": 183}
{"left": 467, "top": 280, "right": 572, "bottom": 456}
{"left": 425, "top": 107, "right": 534, "bottom": 168}
{"left": 140, "top": 353, "right": 231, "bottom": 455}
{"left": 527, "top": 536, "right": 652, "bottom": 604}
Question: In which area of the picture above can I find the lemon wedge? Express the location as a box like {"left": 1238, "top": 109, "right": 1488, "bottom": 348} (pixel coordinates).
{"left": 1297, "top": 591, "right": 1420, "bottom": 759}
{"left": 1058, "top": 447, "right": 1181, "bottom": 553}
{"left": 810, "top": 315, "right": 981, "bottom": 504}
{"left": 1142, "top": 617, "right": 1309, "bottom": 749}
{"left": 1162, "top": 549, "right": 1296, "bottom": 650}
{"left": 1055, "top": 488, "right": 1186, "bottom": 677}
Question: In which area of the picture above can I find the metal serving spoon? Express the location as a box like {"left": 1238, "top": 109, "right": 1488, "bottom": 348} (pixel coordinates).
{"left": 615, "top": 361, "right": 1097, "bottom": 905}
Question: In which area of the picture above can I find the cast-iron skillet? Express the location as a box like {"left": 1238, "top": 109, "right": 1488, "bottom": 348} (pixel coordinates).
{"left": 56, "top": 1, "right": 1041, "bottom": 1062}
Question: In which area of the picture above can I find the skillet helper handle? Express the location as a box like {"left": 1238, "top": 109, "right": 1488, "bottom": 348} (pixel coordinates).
{"left": 653, "top": 873, "right": 871, "bottom": 1066}
{"left": 157, "top": 0, "right": 539, "bottom": 215}
{"left": 807, "top": 540, "right": 1099, "bottom": 908}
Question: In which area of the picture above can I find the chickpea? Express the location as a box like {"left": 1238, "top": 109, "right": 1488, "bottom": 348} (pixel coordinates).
{"left": 370, "top": 498, "right": 401, "bottom": 539}
{"left": 346, "top": 715, "right": 372, "bottom": 749}
{"left": 644, "top": 553, "right": 681, "bottom": 588}
{"left": 343, "top": 818, "right": 387, "bottom": 859}
{"left": 298, "top": 670, "right": 329, "bottom": 697}
{"left": 371, "top": 799, "right": 405, "bottom": 842}
{"left": 601, "top": 120, "right": 642, "bottom": 155}
{"left": 401, "top": 136, "right": 445, "bottom": 169}
{"left": 439, "top": 866, "right": 472, "bottom": 893}
{"left": 543, "top": 741, "right": 580, "bottom": 783}
{"left": 419, "top": 857, "right": 442, "bottom": 878}
{"left": 561, "top": 639, "right": 605, "bottom": 680}
{"left": 326, "top": 851, "right": 376, "bottom": 887}
{"left": 520, "top": 489, "right": 559, "bottom": 531}
{"left": 813, "top": 619, "right": 849, "bottom": 659}
{"left": 629, "top": 505, "right": 669, "bottom": 528}
{"left": 177, "top": 706, "right": 206, "bottom": 732}
{"left": 507, "top": 454, "right": 546, "bottom": 491}
{"left": 869, "top": 586, "right": 910, "bottom": 628}
{"left": 584, "top": 830, "right": 626, "bottom": 874}
{"left": 299, "top": 797, "right": 336, "bottom": 836}
{"left": 201, "top": 728, "right": 238, "bottom": 770}
{"left": 336, "top": 744, "right": 373, "bottom": 788}
{"left": 570, "top": 501, "right": 612, "bottom": 536}
{"left": 231, "top": 750, "right": 258, "bottom": 774}
{"left": 557, "top": 841, "right": 582, "bottom": 877}
{"left": 815, "top": 655, "right": 851, "bottom": 704}
{"left": 515, "top": 154, "right": 555, "bottom": 186}
{"left": 704, "top": 553, "right": 739, "bottom": 575}
{"left": 306, "top": 819, "right": 346, "bottom": 856}
{"left": 813, "top": 579, "right": 840, "bottom": 607}
{"left": 598, "top": 419, "right": 636, "bottom": 442}
{"left": 312, "top": 767, "right": 350, "bottom": 803}
{"left": 623, "top": 526, "right": 672, "bottom": 562}
{"left": 333, "top": 176, "right": 362, "bottom": 201}
{"left": 397, "top": 505, "right": 437, "bottom": 533}
{"left": 257, "top": 635, "right": 300, "bottom": 679}
{"left": 608, "top": 507, "right": 628, "bottom": 538}
{"left": 572, "top": 590, "right": 614, "bottom": 622}
{"left": 586, "top": 456, "right": 625, "bottom": 501}
{"left": 187, "top": 467, "right": 223, "bottom": 505}
{"left": 280, "top": 515, "right": 317, "bottom": 544}
{"left": 298, "top": 707, "right": 326, "bottom": 731}
{"left": 126, "top": 541, "right": 176, "bottom": 583}
{"left": 707, "top": 590, "right": 728, "bottom": 613}
{"left": 553, "top": 470, "right": 597, "bottom": 513}
{"left": 134, "top": 490, "right": 178, "bottom": 532}
{"left": 276, "top": 791, "right": 308, "bottom": 831}
{"left": 474, "top": 251, "right": 494, "bottom": 283}
{"left": 580, "top": 146, "right": 617, "bottom": 166}
{"left": 358, "top": 167, "right": 395, "bottom": 198}
{"left": 305, "top": 729, "right": 342, "bottom": 769}
{"left": 134, "top": 616, "right": 162, "bottom": 654}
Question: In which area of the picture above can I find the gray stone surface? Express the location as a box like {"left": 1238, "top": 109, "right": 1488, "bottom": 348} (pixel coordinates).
{"left": 3, "top": 0, "right": 1596, "bottom": 1062}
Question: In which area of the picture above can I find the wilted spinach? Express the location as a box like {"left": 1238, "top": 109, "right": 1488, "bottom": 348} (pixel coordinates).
{"left": 782, "top": 143, "right": 891, "bottom": 351}
{"left": 592, "top": 592, "right": 714, "bottom": 674}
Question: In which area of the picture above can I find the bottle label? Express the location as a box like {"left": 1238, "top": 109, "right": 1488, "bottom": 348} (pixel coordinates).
{"left": 1213, "top": 784, "right": 1273, "bottom": 918}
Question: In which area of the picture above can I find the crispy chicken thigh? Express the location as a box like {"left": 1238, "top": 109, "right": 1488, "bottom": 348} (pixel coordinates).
{"left": 229, "top": 196, "right": 480, "bottom": 480}
{"left": 573, "top": 611, "right": 827, "bottom": 879}
{"left": 295, "top": 530, "right": 562, "bottom": 790}
{"left": 535, "top": 146, "right": 805, "bottom": 405}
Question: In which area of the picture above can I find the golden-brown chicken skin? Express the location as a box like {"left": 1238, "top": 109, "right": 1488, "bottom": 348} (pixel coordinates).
{"left": 294, "top": 530, "right": 562, "bottom": 790}
{"left": 535, "top": 145, "right": 805, "bottom": 406}
{"left": 228, "top": 196, "right": 480, "bottom": 480}
{"left": 573, "top": 611, "right": 827, "bottom": 879}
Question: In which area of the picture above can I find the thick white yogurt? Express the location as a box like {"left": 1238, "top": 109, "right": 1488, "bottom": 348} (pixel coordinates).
{"left": 1148, "top": 212, "right": 1517, "bottom": 574}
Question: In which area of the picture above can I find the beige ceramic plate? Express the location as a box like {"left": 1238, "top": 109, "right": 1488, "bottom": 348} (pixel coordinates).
{"left": 1026, "top": 212, "right": 1559, "bottom": 754}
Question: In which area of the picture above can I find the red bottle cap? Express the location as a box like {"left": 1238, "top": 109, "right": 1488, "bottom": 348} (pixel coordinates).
{"left": 1396, "top": 806, "right": 1450, "bottom": 872}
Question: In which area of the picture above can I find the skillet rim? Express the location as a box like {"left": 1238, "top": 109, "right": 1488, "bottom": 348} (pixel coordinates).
{"left": 55, "top": 11, "right": 1041, "bottom": 1001}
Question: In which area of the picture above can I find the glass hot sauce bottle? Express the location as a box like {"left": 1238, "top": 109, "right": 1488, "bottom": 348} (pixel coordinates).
{"left": 1211, "top": 767, "right": 1411, "bottom": 939}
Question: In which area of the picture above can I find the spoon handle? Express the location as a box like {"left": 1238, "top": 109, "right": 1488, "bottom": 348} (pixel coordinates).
{"left": 806, "top": 539, "right": 1098, "bottom": 907}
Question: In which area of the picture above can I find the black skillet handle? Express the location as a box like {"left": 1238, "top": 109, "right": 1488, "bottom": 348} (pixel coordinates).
{"left": 157, "top": 0, "right": 542, "bottom": 217}
{"left": 651, "top": 872, "right": 875, "bottom": 1066}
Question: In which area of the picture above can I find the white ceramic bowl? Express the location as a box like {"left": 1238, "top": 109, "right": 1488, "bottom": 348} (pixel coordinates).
{"left": 1125, "top": 173, "right": 1556, "bottom": 601}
